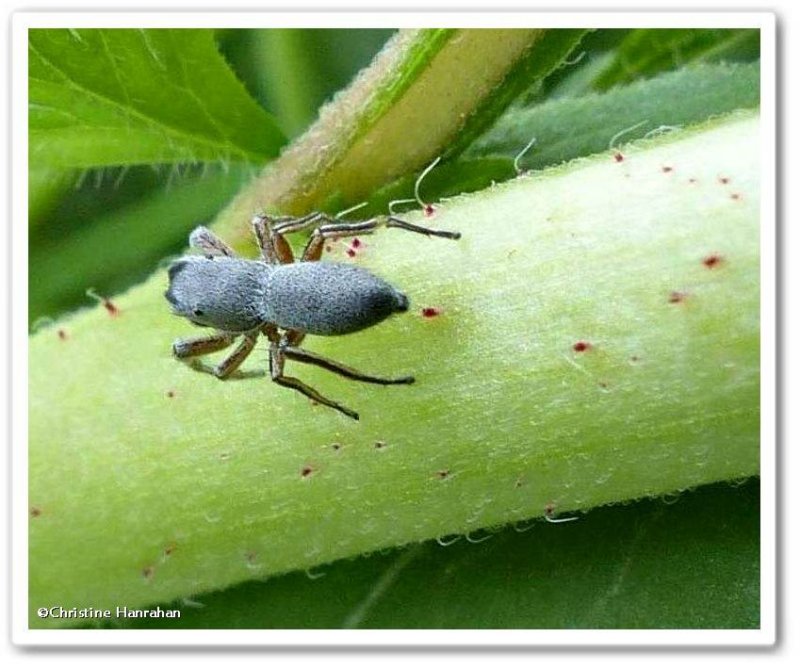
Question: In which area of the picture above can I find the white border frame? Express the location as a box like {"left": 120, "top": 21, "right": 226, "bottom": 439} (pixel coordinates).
{"left": 11, "top": 11, "right": 777, "bottom": 647}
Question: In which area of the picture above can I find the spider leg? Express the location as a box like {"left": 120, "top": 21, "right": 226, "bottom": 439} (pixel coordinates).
{"left": 286, "top": 328, "right": 306, "bottom": 347}
{"left": 282, "top": 345, "right": 415, "bottom": 385}
{"left": 212, "top": 332, "right": 259, "bottom": 379}
{"left": 252, "top": 215, "right": 294, "bottom": 265}
{"left": 261, "top": 323, "right": 306, "bottom": 348}
{"left": 188, "top": 226, "right": 237, "bottom": 258}
{"left": 254, "top": 211, "right": 459, "bottom": 264}
{"left": 252, "top": 212, "right": 325, "bottom": 265}
{"left": 173, "top": 332, "right": 236, "bottom": 359}
{"left": 270, "top": 343, "right": 359, "bottom": 420}
{"left": 173, "top": 331, "right": 259, "bottom": 379}
{"left": 269, "top": 212, "right": 330, "bottom": 236}
{"left": 386, "top": 215, "right": 462, "bottom": 239}
{"left": 301, "top": 215, "right": 460, "bottom": 262}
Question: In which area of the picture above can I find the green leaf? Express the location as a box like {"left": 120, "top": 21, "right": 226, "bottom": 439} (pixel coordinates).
{"left": 29, "top": 113, "right": 759, "bottom": 626}
{"left": 466, "top": 62, "right": 759, "bottom": 172}
{"left": 29, "top": 29, "right": 286, "bottom": 168}
{"left": 106, "top": 480, "right": 759, "bottom": 629}
{"left": 592, "top": 29, "right": 760, "bottom": 90}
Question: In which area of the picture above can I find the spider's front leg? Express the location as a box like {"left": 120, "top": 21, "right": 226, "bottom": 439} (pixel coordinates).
{"left": 173, "top": 331, "right": 236, "bottom": 359}
{"left": 173, "top": 331, "right": 259, "bottom": 379}
{"left": 300, "top": 215, "right": 460, "bottom": 262}
{"left": 254, "top": 211, "right": 460, "bottom": 265}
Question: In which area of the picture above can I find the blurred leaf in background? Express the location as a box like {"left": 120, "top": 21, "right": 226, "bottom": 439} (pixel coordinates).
{"left": 592, "top": 28, "right": 760, "bottom": 90}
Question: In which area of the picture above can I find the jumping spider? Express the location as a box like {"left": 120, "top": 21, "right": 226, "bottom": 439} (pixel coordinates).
{"left": 165, "top": 211, "right": 460, "bottom": 420}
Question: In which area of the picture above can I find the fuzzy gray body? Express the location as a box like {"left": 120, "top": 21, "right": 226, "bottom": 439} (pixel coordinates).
{"left": 264, "top": 261, "right": 408, "bottom": 334}
{"left": 165, "top": 256, "right": 408, "bottom": 336}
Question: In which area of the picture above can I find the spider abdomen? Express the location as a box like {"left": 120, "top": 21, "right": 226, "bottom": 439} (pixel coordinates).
{"left": 262, "top": 261, "right": 408, "bottom": 336}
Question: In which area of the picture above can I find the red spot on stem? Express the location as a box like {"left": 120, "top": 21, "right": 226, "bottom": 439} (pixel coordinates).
{"left": 668, "top": 291, "right": 688, "bottom": 304}
{"left": 87, "top": 289, "right": 119, "bottom": 316}
{"left": 703, "top": 254, "right": 724, "bottom": 269}
{"left": 613, "top": 152, "right": 624, "bottom": 163}
{"left": 421, "top": 307, "right": 441, "bottom": 318}
{"left": 572, "top": 341, "right": 592, "bottom": 353}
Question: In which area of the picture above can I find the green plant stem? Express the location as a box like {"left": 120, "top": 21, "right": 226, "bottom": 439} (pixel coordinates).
{"left": 29, "top": 112, "right": 759, "bottom": 627}
{"left": 111, "top": 480, "right": 760, "bottom": 629}
{"left": 213, "top": 28, "right": 583, "bottom": 241}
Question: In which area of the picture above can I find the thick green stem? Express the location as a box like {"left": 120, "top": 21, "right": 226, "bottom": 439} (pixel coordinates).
{"left": 29, "top": 112, "right": 759, "bottom": 627}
